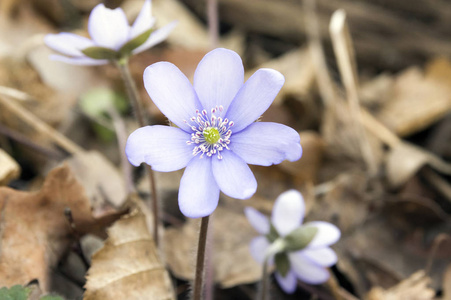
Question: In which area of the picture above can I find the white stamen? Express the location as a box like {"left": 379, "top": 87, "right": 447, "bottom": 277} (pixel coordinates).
{"left": 185, "top": 106, "right": 234, "bottom": 159}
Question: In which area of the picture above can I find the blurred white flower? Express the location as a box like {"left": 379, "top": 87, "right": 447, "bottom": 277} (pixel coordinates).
{"left": 245, "top": 190, "right": 341, "bottom": 293}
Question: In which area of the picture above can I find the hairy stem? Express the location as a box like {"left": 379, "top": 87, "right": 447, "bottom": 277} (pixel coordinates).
{"left": 192, "top": 215, "right": 210, "bottom": 300}
{"left": 114, "top": 58, "right": 160, "bottom": 246}
{"left": 114, "top": 58, "right": 145, "bottom": 126}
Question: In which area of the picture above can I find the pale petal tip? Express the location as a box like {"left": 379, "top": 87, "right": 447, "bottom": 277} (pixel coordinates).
{"left": 179, "top": 197, "right": 218, "bottom": 219}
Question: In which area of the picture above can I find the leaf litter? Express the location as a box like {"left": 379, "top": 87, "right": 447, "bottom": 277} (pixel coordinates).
{"left": 0, "top": 0, "right": 451, "bottom": 299}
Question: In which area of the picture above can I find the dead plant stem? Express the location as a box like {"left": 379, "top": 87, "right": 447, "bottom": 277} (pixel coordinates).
{"left": 329, "top": 10, "right": 378, "bottom": 177}
{"left": 0, "top": 123, "right": 65, "bottom": 160}
{"left": 0, "top": 95, "right": 83, "bottom": 154}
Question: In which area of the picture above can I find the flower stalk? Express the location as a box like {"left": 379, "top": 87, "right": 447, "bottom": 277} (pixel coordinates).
{"left": 259, "top": 239, "right": 286, "bottom": 300}
{"left": 192, "top": 215, "right": 210, "bottom": 300}
{"left": 115, "top": 58, "right": 160, "bottom": 246}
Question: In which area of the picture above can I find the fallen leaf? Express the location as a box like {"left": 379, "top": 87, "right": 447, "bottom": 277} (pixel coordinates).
{"left": 164, "top": 206, "right": 262, "bottom": 288}
{"left": 385, "top": 142, "right": 451, "bottom": 188}
{"left": 365, "top": 271, "right": 435, "bottom": 300}
{"left": 376, "top": 57, "right": 451, "bottom": 137}
{"left": 246, "top": 48, "right": 315, "bottom": 105}
{"left": 0, "top": 164, "right": 120, "bottom": 291}
{"left": 84, "top": 206, "right": 174, "bottom": 300}
{"left": 0, "top": 148, "right": 20, "bottom": 185}
{"left": 65, "top": 151, "right": 128, "bottom": 211}
{"left": 336, "top": 214, "right": 449, "bottom": 296}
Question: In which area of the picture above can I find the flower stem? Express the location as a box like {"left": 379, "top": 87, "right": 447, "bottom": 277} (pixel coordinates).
{"left": 192, "top": 215, "right": 210, "bottom": 300}
{"left": 258, "top": 239, "right": 286, "bottom": 300}
{"left": 114, "top": 58, "right": 160, "bottom": 246}
{"left": 114, "top": 58, "right": 146, "bottom": 127}
{"left": 259, "top": 255, "right": 271, "bottom": 300}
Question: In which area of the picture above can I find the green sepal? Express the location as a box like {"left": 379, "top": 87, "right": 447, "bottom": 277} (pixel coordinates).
{"left": 0, "top": 285, "right": 29, "bottom": 300}
{"left": 275, "top": 252, "right": 290, "bottom": 277}
{"left": 265, "top": 223, "right": 279, "bottom": 243}
{"left": 119, "top": 28, "right": 153, "bottom": 57}
{"left": 82, "top": 46, "right": 119, "bottom": 60}
{"left": 283, "top": 225, "right": 318, "bottom": 252}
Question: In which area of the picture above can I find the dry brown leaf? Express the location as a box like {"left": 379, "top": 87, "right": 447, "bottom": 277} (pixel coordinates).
{"left": 366, "top": 271, "right": 435, "bottom": 300}
{"left": 385, "top": 143, "right": 430, "bottom": 188}
{"left": 0, "top": 164, "right": 119, "bottom": 291}
{"left": 385, "top": 142, "right": 451, "bottom": 188}
{"left": 443, "top": 264, "right": 451, "bottom": 300}
{"left": 0, "top": 148, "right": 20, "bottom": 185}
{"left": 376, "top": 57, "right": 451, "bottom": 137}
{"left": 247, "top": 48, "right": 315, "bottom": 106}
{"left": 65, "top": 151, "right": 128, "bottom": 211}
{"left": 84, "top": 207, "right": 174, "bottom": 300}
{"left": 164, "top": 206, "right": 262, "bottom": 288}
{"left": 336, "top": 214, "right": 449, "bottom": 296}
{"left": 321, "top": 99, "right": 384, "bottom": 168}
{"left": 279, "top": 131, "right": 325, "bottom": 183}
{"left": 308, "top": 171, "right": 371, "bottom": 234}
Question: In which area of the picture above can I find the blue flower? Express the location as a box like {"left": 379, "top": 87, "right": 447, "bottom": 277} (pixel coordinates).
{"left": 44, "top": 0, "right": 176, "bottom": 65}
{"left": 126, "top": 48, "right": 302, "bottom": 218}
{"left": 245, "top": 190, "right": 341, "bottom": 293}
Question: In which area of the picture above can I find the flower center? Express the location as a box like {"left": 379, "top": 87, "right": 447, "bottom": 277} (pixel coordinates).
{"left": 203, "top": 127, "right": 220, "bottom": 144}
{"left": 184, "top": 105, "right": 234, "bottom": 159}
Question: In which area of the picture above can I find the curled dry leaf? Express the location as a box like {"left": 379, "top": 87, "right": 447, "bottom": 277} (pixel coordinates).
{"left": 0, "top": 148, "right": 20, "bottom": 185}
{"left": 385, "top": 142, "right": 451, "bottom": 188}
{"left": 84, "top": 207, "right": 174, "bottom": 300}
{"left": 0, "top": 164, "right": 120, "bottom": 291}
{"left": 365, "top": 271, "right": 435, "bottom": 300}
{"left": 164, "top": 206, "right": 262, "bottom": 288}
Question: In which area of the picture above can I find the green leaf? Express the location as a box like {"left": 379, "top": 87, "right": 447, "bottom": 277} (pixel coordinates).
{"left": 79, "top": 88, "right": 127, "bottom": 118}
{"left": 265, "top": 223, "right": 280, "bottom": 243}
{"left": 40, "top": 295, "right": 65, "bottom": 300}
{"left": 283, "top": 226, "right": 318, "bottom": 252}
{"left": 0, "top": 285, "right": 30, "bottom": 300}
{"left": 82, "top": 46, "right": 119, "bottom": 60}
{"left": 92, "top": 122, "right": 115, "bottom": 142}
{"left": 119, "top": 28, "right": 153, "bottom": 57}
{"left": 275, "top": 252, "right": 290, "bottom": 277}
